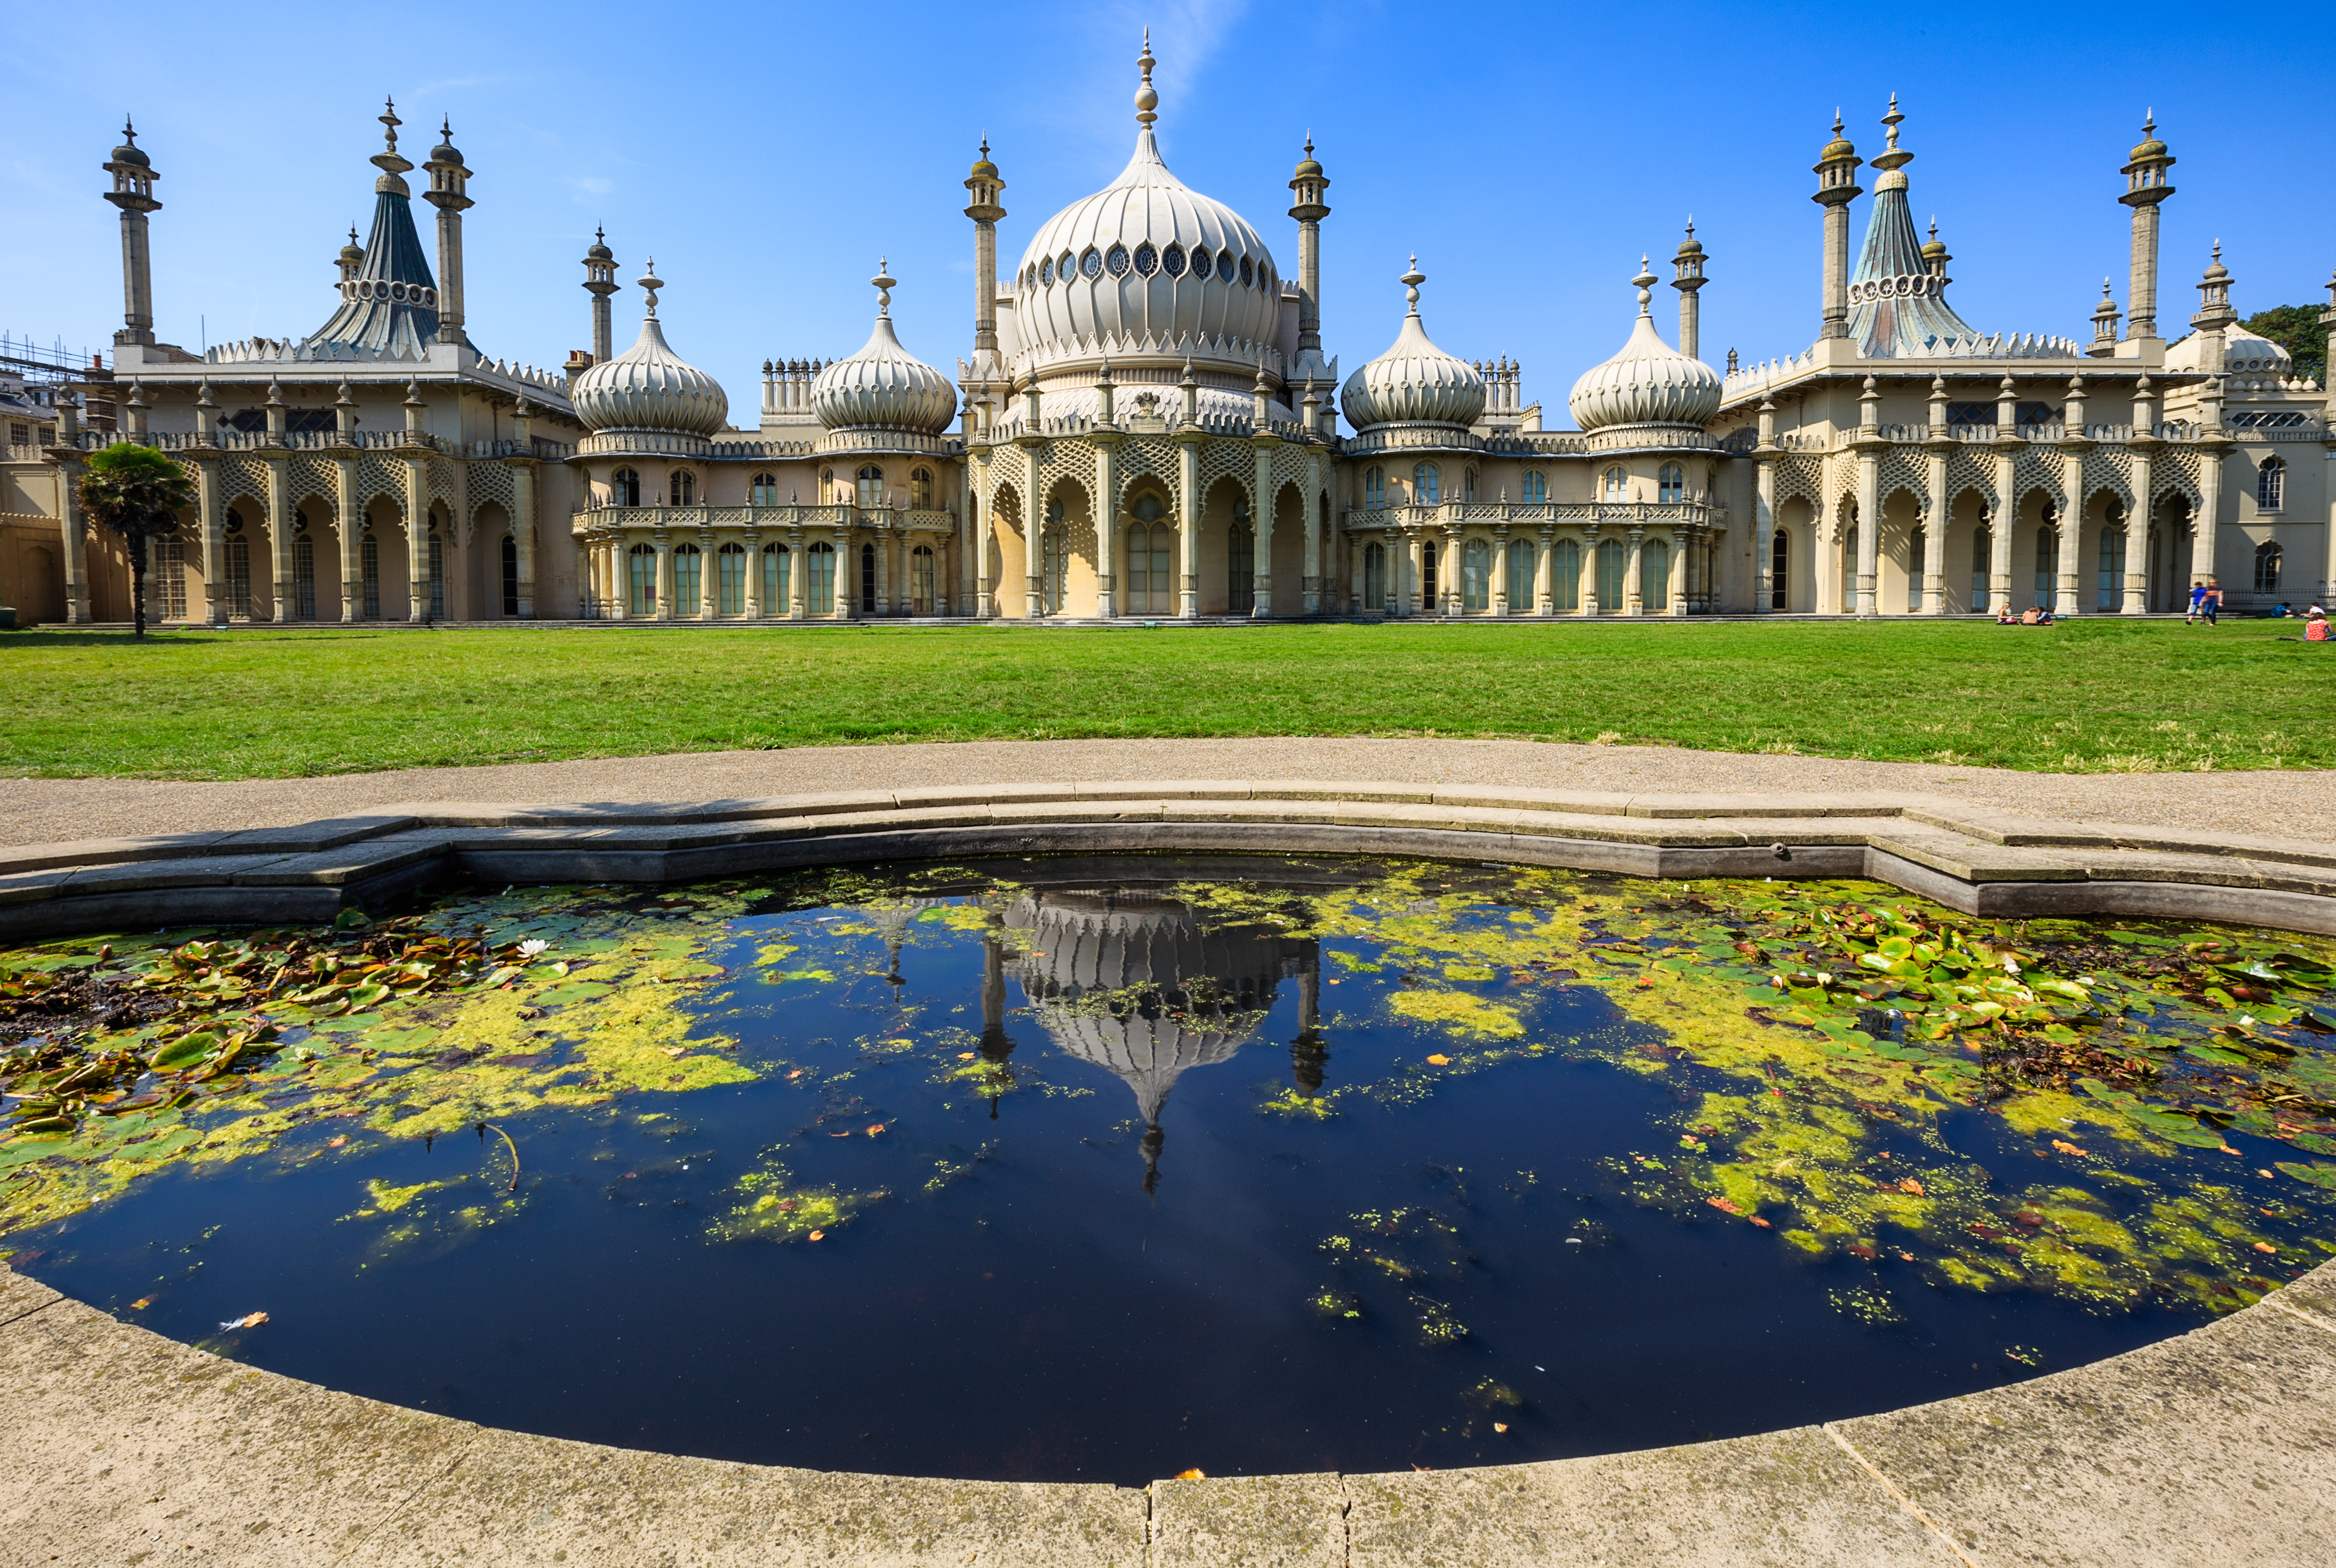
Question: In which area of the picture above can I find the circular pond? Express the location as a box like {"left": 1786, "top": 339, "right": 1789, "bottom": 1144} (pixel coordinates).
{"left": 3, "top": 854, "right": 2333, "bottom": 1484}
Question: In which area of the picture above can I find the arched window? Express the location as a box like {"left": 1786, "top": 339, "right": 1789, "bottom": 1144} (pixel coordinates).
{"left": 856, "top": 464, "right": 885, "bottom": 510}
{"left": 1413, "top": 463, "right": 1440, "bottom": 506}
{"left": 1228, "top": 501, "right": 1255, "bottom": 611}
{"left": 1594, "top": 537, "right": 1625, "bottom": 612}
{"left": 861, "top": 542, "right": 878, "bottom": 611}
{"left": 1126, "top": 502, "right": 1172, "bottom": 615}
{"left": 1505, "top": 538, "right": 1533, "bottom": 608}
{"left": 1463, "top": 469, "right": 1477, "bottom": 505}
{"left": 360, "top": 533, "right": 380, "bottom": 620}
{"left": 223, "top": 533, "right": 251, "bottom": 620}
{"left": 762, "top": 542, "right": 791, "bottom": 614}
{"left": 910, "top": 544, "right": 937, "bottom": 614}
{"left": 819, "top": 466, "right": 834, "bottom": 504}
{"left": 1971, "top": 520, "right": 1992, "bottom": 609}
{"left": 672, "top": 541, "right": 702, "bottom": 617}
{"left": 670, "top": 469, "right": 696, "bottom": 506}
{"left": 1363, "top": 541, "right": 1386, "bottom": 609}
{"left": 806, "top": 540, "right": 836, "bottom": 614}
{"left": 2034, "top": 523, "right": 2058, "bottom": 610}
{"left": 293, "top": 534, "right": 316, "bottom": 620}
{"left": 1364, "top": 466, "right": 1386, "bottom": 509}
{"left": 1462, "top": 539, "right": 1490, "bottom": 611}
{"left": 1841, "top": 522, "right": 1859, "bottom": 611}
{"left": 501, "top": 535, "right": 519, "bottom": 616}
{"left": 2255, "top": 539, "right": 2282, "bottom": 595}
{"left": 1601, "top": 466, "right": 1627, "bottom": 502}
{"left": 626, "top": 542, "right": 655, "bottom": 617}
{"left": 717, "top": 541, "right": 747, "bottom": 616}
{"left": 2258, "top": 456, "right": 2285, "bottom": 511}
{"left": 750, "top": 472, "right": 779, "bottom": 507}
{"left": 1520, "top": 471, "right": 1547, "bottom": 504}
{"left": 1643, "top": 537, "right": 1671, "bottom": 612}
{"left": 911, "top": 467, "right": 934, "bottom": 509}
{"left": 1770, "top": 528, "right": 1789, "bottom": 611}
{"left": 1042, "top": 499, "right": 1069, "bottom": 613}
{"left": 1552, "top": 537, "right": 1581, "bottom": 611}
{"left": 1658, "top": 463, "right": 1685, "bottom": 504}
{"left": 2096, "top": 502, "right": 2126, "bottom": 611}
{"left": 612, "top": 467, "right": 640, "bottom": 507}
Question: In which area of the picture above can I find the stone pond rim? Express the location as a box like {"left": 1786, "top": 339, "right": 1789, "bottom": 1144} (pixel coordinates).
{"left": 3, "top": 781, "right": 2334, "bottom": 1563}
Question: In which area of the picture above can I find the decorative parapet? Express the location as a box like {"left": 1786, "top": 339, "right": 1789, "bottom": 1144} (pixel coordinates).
{"left": 1339, "top": 500, "right": 1725, "bottom": 531}
{"left": 570, "top": 503, "right": 959, "bottom": 536}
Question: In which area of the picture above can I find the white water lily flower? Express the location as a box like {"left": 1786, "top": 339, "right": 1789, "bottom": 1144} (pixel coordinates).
{"left": 517, "top": 939, "right": 549, "bottom": 959}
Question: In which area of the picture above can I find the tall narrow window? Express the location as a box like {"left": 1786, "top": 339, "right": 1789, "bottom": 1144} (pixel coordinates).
{"left": 1595, "top": 537, "right": 1625, "bottom": 611}
{"left": 627, "top": 542, "right": 655, "bottom": 617}
{"left": 1228, "top": 505, "right": 1255, "bottom": 612}
{"left": 428, "top": 534, "right": 445, "bottom": 620}
{"left": 1770, "top": 528, "right": 1789, "bottom": 611}
{"left": 151, "top": 537, "right": 187, "bottom": 619}
{"left": 671, "top": 469, "right": 696, "bottom": 506}
{"left": 750, "top": 472, "right": 778, "bottom": 507}
{"left": 1363, "top": 541, "right": 1385, "bottom": 609}
{"left": 1601, "top": 466, "right": 1627, "bottom": 502}
{"left": 763, "top": 542, "right": 791, "bottom": 613}
{"left": 1520, "top": 471, "right": 1547, "bottom": 504}
{"left": 224, "top": 534, "right": 251, "bottom": 619}
{"left": 1462, "top": 539, "right": 1490, "bottom": 611}
{"left": 1841, "top": 523, "right": 1859, "bottom": 611}
{"left": 1643, "top": 538, "right": 1671, "bottom": 612}
{"left": 857, "top": 465, "right": 885, "bottom": 510}
{"left": 807, "top": 540, "right": 836, "bottom": 614}
{"left": 2254, "top": 539, "right": 2282, "bottom": 595}
{"left": 1553, "top": 537, "right": 1581, "bottom": 612}
{"left": 1364, "top": 466, "right": 1385, "bottom": 508}
{"left": 361, "top": 534, "right": 381, "bottom": 619}
{"left": 1422, "top": 540, "right": 1439, "bottom": 606}
{"left": 1659, "top": 463, "right": 1684, "bottom": 504}
{"left": 612, "top": 467, "right": 640, "bottom": 507}
{"left": 2097, "top": 506, "right": 2126, "bottom": 610}
{"left": 911, "top": 468, "right": 934, "bottom": 509}
{"left": 294, "top": 534, "right": 316, "bottom": 620}
{"left": 859, "top": 542, "right": 876, "bottom": 611}
{"left": 1908, "top": 530, "right": 1926, "bottom": 613}
{"left": 1505, "top": 538, "right": 1534, "bottom": 607}
{"left": 2258, "top": 457, "right": 2285, "bottom": 511}
{"left": 1126, "top": 521, "right": 1172, "bottom": 614}
{"left": 717, "top": 542, "right": 746, "bottom": 616}
{"left": 1463, "top": 469, "right": 1477, "bottom": 505}
{"left": 1971, "top": 523, "right": 1992, "bottom": 609}
{"left": 501, "top": 536, "right": 520, "bottom": 616}
{"left": 668, "top": 542, "right": 700, "bottom": 617}
{"left": 1413, "top": 463, "right": 1439, "bottom": 506}
{"left": 910, "top": 544, "right": 936, "bottom": 613}
{"left": 2034, "top": 525, "right": 2058, "bottom": 610}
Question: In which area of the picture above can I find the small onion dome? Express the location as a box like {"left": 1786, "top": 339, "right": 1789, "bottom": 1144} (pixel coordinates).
{"left": 811, "top": 261, "right": 957, "bottom": 436}
{"left": 1920, "top": 228, "right": 1949, "bottom": 265}
{"left": 430, "top": 127, "right": 463, "bottom": 165}
{"left": 110, "top": 128, "right": 151, "bottom": 169}
{"left": 338, "top": 226, "right": 365, "bottom": 267}
{"left": 1293, "top": 140, "right": 1323, "bottom": 180}
{"left": 1339, "top": 257, "right": 1485, "bottom": 432}
{"left": 1818, "top": 114, "right": 1856, "bottom": 162}
{"left": 1568, "top": 262, "right": 1723, "bottom": 432}
{"left": 572, "top": 266, "right": 729, "bottom": 436}
{"left": 2130, "top": 116, "right": 2169, "bottom": 162}
{"left": 970, "top": 145, "right": 1000, "bottom": 181}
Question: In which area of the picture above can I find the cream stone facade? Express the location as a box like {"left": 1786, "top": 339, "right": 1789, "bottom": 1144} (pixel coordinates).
{"left": 6, "top": 52, "right": 2333, "bottom": 627}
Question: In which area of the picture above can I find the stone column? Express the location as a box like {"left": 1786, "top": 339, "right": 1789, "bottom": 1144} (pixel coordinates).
{"left": 1022, "top": 444, "right": 1045, "bottom": 620}
{"left": 1251, "top": 443, "right": 1277, "bottom": 617}
{"left": 873, "top": 525, "right": 892, "bottom": 617}
{"left": 1753, "top": 458, "right": 1776, "bottom": 613}
{"left": 1669, "top": 532, "right": 1689, "bottom": 616}
{"left": 1301, "top": 451, "right": 1323, "bottom": 613}
{"left": 1491, "top": 527, "right": 1511, "bottom": 616}
{"left": 1923, "top": 447, "right": 1949, "bottom": 614}
{"left": 1989, "top": 449, "right": 2017, "bottom": 613}
{"left": 1440, "top": 527, "right": 1460, "bottom": 617}
{"left": 1580, "top": 528, "right": 1600, "bottom": 615}
{"left": 1093, "top": 435, "right": 1119, "bottom": 618}
{"left": 2192, "top": 445, "right": 2225, "bottom": 590}
{"left": 334, "top": 457, "right": 360, "bottom": 621}
{"left": 2058, "top": 458, "right": 2085, "bottom": 615}
{"left": 1624, "top": 528, "right": 1645, "bottom": 616}
{"left": 194, "top": 457, "right": 223, "bottom": 623}
{"left": 511, "top": 461, "right": 538, "bottom": 618}
{"left": 56, "top": 455, "right": 90, "bottom": 624}
{"left": 1177, "top": 436, "right": 1202, "bottom": 619}
{"left": 2123, "top": 449, "right": 2153, "bottom": 614}
{"left": 1404, "top": 531, "right": 1425, "bottom": 617}
{"left": 1537, "top": 527, "right": 1556, "bottom": 615}
{"left": 1854, "top": 449, "right": 1880, "bottom": 617}
{"left": 835, "top": 528, "right": 857, "bottom": 620}
{"left": 2323, "top": 444, "right": 2336, "bottom": 609}
{"left": 403, "top": 457, "right": 431, "bottom": 621}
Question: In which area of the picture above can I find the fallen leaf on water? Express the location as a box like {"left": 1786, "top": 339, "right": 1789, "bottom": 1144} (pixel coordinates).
{"left": 787, "top": 1070, "right": 804, "bottom": 1080}
{"left": 2254, "top": 1242, "right": 2277, "bottom": 1254}
{"left": 2052, "top": 1140, "right": 2088, "bottom": 1157}
{"left": 1748, "top": 1217, "right": 1772, "bottom": 1228}
{"left": 1491, "top": 1422, "right": 1509, "bottom": 1433}
{"left": 1705, "top": 1196, "right": 1744, "bottom": 1216}
{"left": 957, "top": 1052, "right": 977, "bottom": 1061}
{"left": 808, "top": 1230, "right": 825, "bottom": 1242}
{"left": 1898, "top": 1178, "right": 1925, "bottom": 1196}
{"left": 1897, "top": 1251, "right": 1916, "bottom": 1262}
{"left": 1425, "top": 1054, "right": 1452, "bottom": 1067}
{"left": 327, "top": 1136, "right": 348, "bottom": 1149}
{"left": 130, "top": 1298, "right": 152, "bottom": 1310}
{"left": 1175, "top": 1469, "right": 1205, "bottom": 1481}
{"left": 663, "top": 1048, "right": 688, "bottom": 1059}
{"left": 866, "top": 1124, "right": 886, "bottom": 1137}
{"left": 217, "top": 1311, "right": 268, "bottom": 1331}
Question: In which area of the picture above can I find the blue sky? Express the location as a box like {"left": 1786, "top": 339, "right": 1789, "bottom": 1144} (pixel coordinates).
{"left": 4, "top": 0, "right": 2328, "bottom": 418}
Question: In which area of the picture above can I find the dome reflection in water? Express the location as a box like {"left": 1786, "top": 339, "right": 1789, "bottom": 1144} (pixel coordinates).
{"left": 8, "top": 856, "right": 2333, "bottom": 1487}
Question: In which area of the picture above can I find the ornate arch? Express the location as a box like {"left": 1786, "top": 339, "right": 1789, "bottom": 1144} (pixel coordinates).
{"left": 1878, "top": 450, "right": 1929, "bottom": 508}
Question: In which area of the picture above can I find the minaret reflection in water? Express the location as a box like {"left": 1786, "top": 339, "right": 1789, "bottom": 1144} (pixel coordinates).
{"left": 997, "top": 888, "right": 1320, "bottom": 1191}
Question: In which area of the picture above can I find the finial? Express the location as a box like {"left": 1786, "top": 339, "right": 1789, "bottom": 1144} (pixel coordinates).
{"left": 1632, "top": 255, "right": 1657, "bottom": 313}
{"left": 1135, "top": 29, "right": 1158, "bottom": 127}
{"left": 2143, "top": 108, "right": 2155, "bottom": 134}
{"left": 1883, "top": 92, "right": 1902, "bottom": 149}
{"left": 349, "top": 224, "right": 359, "bottom": 245}
{"left": 1304, "top": 131, "right": 1314, "bottom": 156}
{"left": 1929, "top": 217, "right": 1938, "bottom": 241}
{"left": 1401, "top": 254, "right": 1424, "bottom": 313}
{"left": 871, "top": 256, "right": 895, "bottom": 315}
{"left": 122, "top": 116, "right": 137, "bottom": 144}
{"left": 380, "top": 95, "right": 400, "bottom": 148}
{"left": 1684, "top": 215, "right": 1695, "bottom": 238}
{"left": 640, "top": 258, "right": 662, "bottom": 316}
{"left": 980, "top": 135, "right": 990, "bottom": 158}
{"left": 595, "top": 224, "right": 605, "bottom": 243}
{"left": 441, "top": 114, "right": 452, "bottom": 137}
{"left": 1832, "top": 108, "right": 1844, "bottom": 135}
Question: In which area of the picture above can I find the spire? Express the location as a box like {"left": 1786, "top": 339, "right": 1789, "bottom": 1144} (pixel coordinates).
{"left": 307, "top": 98, "right": 441, "bottom": 356}
{"left": 1632, "top": 256, "right": 1657, "bottom": 316}
{"left": 640, "top": 258, "right": 663, "bottom": 317}
{"left": 370, "top": 95, "right": 412, "bottom": 193}
{"left": 871, "top": 256, "right": 895, "bottom": 316}
{"left": 1402, "top": 255, "right": 1424, "bottom": 315}
{"left": 1135, "top": 29, "right": 1158, "bottom": 127}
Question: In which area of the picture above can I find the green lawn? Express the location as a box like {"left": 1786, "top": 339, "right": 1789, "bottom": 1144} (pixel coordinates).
{"left": 1, "top": 619, "right": 2329, "bottom": 781}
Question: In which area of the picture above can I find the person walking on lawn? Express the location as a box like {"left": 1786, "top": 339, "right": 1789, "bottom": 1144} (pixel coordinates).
{"left": 2204, "top": 580, "right": 2222, "bottom": 624}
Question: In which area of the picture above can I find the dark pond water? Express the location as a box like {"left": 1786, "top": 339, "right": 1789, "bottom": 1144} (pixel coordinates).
{"left": 5, "top": 855, "right": 2333, "bottom": 1484}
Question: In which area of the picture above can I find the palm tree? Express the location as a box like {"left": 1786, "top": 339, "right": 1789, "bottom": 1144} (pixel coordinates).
{"left": 78, "top": 442, "right": 194, "bottom": 639}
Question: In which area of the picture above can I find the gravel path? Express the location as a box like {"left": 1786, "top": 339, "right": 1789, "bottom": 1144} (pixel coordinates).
{"left": 5, "top": 739, "right": 2331, "bottom": 846}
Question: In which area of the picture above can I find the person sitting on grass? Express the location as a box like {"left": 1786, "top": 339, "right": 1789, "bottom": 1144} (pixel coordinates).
{"left": 2019, "top": 606, "right": 2040, "bottom": 625}
{"left": 2306, "top": 609, "right": 2330, "bottom": 643}
{"left": 1996, "top": 604, "right": 2016, "bottom": 625}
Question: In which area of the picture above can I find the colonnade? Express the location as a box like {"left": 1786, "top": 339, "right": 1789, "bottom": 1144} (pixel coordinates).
{"left": 1349, "top": 525, "right": 1710, "bottom": 617}
{"left": 578, "top": 520, "right": 954, "bottom": 620}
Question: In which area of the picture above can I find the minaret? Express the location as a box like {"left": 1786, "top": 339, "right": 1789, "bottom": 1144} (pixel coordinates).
{"left": 421, "top": 117, "right": 473, "bottom": 349}
{"left": 2088, "top": 280, "right": 2122, "bottom": 356}
{"left": 335, "top": 224, "right": 364, "bottom": 288}
{"left": 1288, "top": 134, "right": 1331, "bottom": 360}
{"left": 1670, "top": 219, "right": 1707, "bottom": 361}
{"left": 102, "top": 119, "right": 162, "bottom": 348}
{"left": 963, "top": 138, "right": 1006, "bottom": 384}
{"left": 2190, "top": 241, "right": 2237, "bottom": 377}
{"left": 1811, "top": 112, "right": 1862, "bottom": 342}
{"left": 2119, "top": 113, "right": 2176, "bottom": 341}
{"left": 581, "top": 227, "right": 618, "bottom": 363}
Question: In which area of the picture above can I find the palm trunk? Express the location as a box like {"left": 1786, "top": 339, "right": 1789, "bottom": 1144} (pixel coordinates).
{"left": 129, "top": 533, "right": 148, "bottom": 640}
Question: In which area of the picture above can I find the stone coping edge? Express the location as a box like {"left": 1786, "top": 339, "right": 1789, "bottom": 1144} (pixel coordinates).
{"left": 3, "top": 1258, "right": 2331, "bottom": 1565}
{"left": 4, "top": 783, "right": 2336, "bottom": 941}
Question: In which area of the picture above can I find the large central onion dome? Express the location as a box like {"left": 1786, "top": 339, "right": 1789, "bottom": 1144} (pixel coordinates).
{"left": 812, "top": 262, "right": 957, "bottom": 436}
{"left": 1568, "top": 260, "right": 1722, "bottom": 432}
{"left": 1340, "top": 258, "right": 1485, "bottom": 433}
{"left": 573, "top": 263, "right": 729, "bottom": 438}
{"left": 1009, "top": 35, "right": 1283, "bottom": 390}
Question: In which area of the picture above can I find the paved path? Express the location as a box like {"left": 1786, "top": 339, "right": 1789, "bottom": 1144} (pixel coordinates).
{"left": 8, "top": 738, "right": 2332, "bottom": 847}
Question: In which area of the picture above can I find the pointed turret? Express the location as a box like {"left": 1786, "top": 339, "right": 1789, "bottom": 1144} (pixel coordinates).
{"left": 1844, "top": 98, "right": 1987, "bottom": 356}
{"left": 306, "top": 98, "right": 442, "bottom": 358}
{"left": 1811, "top": 110, "right": 1863, "bottom": 341}
{"left": 2119, "top": 113, "right": 2176, "bottom": 339}
{"left": 102, "top": 118, "right": 162, "bottom": 348}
